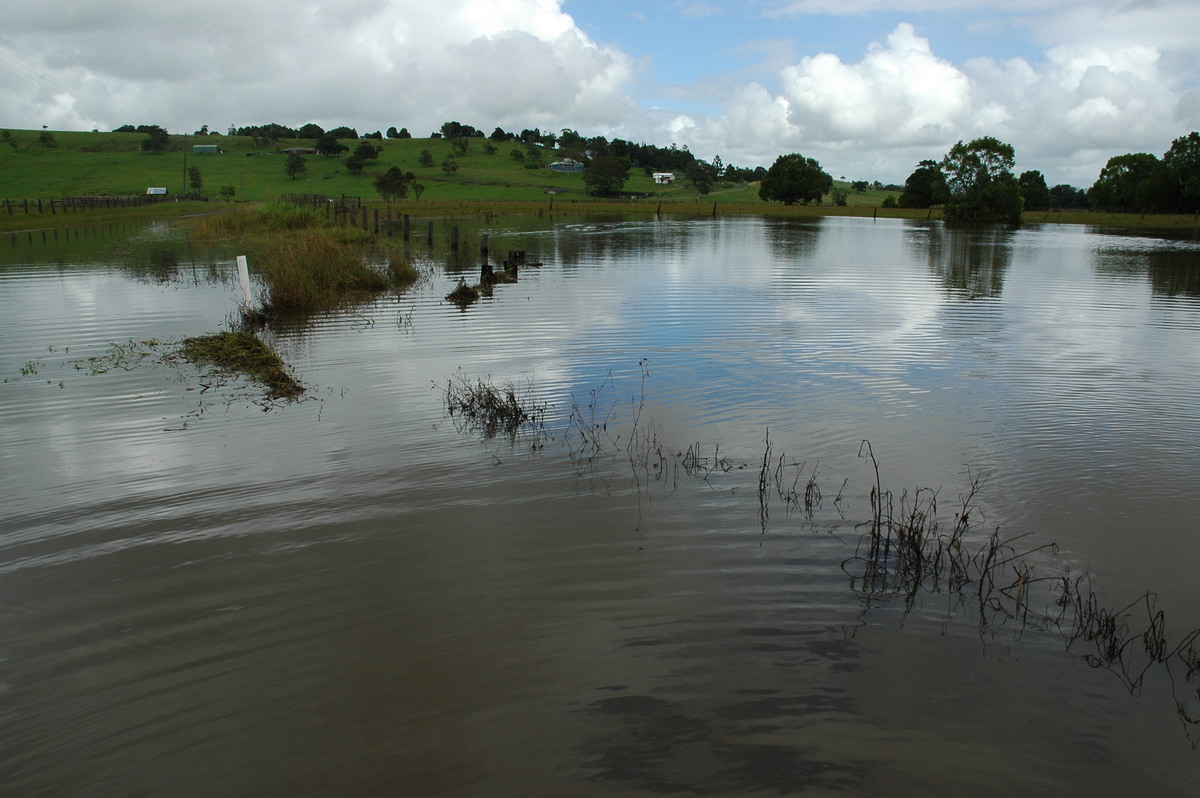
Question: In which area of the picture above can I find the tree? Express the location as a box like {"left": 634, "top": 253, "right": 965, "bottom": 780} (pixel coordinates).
{"left": 450, "top": 137, "right": 470, "bottom": 156}
{"left": 899, "top": 160, "right": 948, "bottom": 208}
{"left": 685, "top": 161, "right": 715, "bottom": 195}
{"left": 298, "top": 123, "right": 324, "bottom": 139}
{"left": 940, "top": 137, "right": 1023, "bottom": 225}
{"left": 344, "top": 154, "right": 366, "bottom": 174}
{"left": 374, "top": 167, "right": 417, "bottom": 201}
{"left": 1049, "top": 184, "right": 1087, "bottom": 209}
{"left": 187, "top": 165, "right": 202, "bottom": 193}
{"left": 352, "top": 141, "right": 381, "bottom": 161}
{"left": 1019, "top": 170, "right": 1051, "bottom": 211}
{"left": 419, "top": 149, "right": 434, "bottom": 167}
{"left": 285, "top": 153, "right": 307, "bottom": 179}
{"left": 1162, "top": 131, "right": 1200, "bottom": 213}
{"left": 326, "top": 126, "right": 358, "bottom": 139}
{"left": 1088, "top": 153, "right": 1160, "bottom": 212}
{"left": 758, "top": 153, "right": 832, "bottom": 205}
{"left": 37, "top": 131, "right": 57, "bottom": 147}
{"left": 582, "top": 154, "right": 630, "bottom": 196}
{"left": 315, "top": 134, "right": 348, "bottom": 156}
{"left": 386, "top": 126, "right": 400, "bottom": 139}
{"left": 219, "top": 185, "right": 236, "bottom": 201}
{"left": 490, "top": 126, "right": 511, "bottom": 142}
{"left": 139, "top": 125, "right": 170, "bottom": 154}
{"left": 441, "top": 157, "right": 459, "bottom": 174}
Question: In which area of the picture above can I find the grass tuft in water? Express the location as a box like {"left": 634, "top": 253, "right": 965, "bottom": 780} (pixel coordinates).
{"left": 253, "top": 229, "right": 391, "bottom": 315}
{"left": 177, "top": 331, "right": 304, "bottom": 400}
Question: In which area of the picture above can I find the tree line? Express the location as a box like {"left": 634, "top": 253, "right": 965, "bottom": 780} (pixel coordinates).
{"left": 897, "top": 132, "right": 1200, "bottom": 218}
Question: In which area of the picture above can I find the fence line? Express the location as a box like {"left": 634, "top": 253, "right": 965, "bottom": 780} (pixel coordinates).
{"left": 2, "top": 194, "right": 207, "bottom": 215}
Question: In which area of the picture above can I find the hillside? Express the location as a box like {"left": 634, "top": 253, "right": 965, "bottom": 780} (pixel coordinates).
{"left": 0, "top": 128, "right": 896, "bottom": 208}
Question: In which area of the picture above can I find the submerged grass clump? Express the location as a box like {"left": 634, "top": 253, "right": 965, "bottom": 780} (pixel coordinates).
{"left": 177, "top": 331, "right": 304, "bottom": 400}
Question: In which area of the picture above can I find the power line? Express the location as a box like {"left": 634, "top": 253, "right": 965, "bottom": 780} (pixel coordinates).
{"left": 0, "top": 47, "right": 125, "bottom": 129}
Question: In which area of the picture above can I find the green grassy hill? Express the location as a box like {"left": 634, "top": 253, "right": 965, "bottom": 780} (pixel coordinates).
{"left": 0, "top": 127, "right": 896, "bottom": 207}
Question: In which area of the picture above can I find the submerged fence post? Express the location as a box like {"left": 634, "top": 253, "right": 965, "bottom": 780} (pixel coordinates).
{"left": 426, "top": 221, "right": 433, "bottom": 246}
{"left": 451, "top": 226, "right": 459, "bottom": 249}
{"left": 402, "top": 213, "right": 410, "bottom": 240}
{"left": 236, "top": 255, "right": 252, "bottom": 306}
{"left": 480, "top": 234, "right": 489, "bottom": 262}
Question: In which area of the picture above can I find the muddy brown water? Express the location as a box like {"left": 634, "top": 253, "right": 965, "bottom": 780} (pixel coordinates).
{"left": 3, "top": 215, "right": 1200, "bottom": 795}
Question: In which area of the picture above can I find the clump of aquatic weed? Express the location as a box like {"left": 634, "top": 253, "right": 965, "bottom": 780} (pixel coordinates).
{"left": 174, "top": 331, "right": 304, "bottom": 400}
{"left": 441, "top": 372, "right": 547, "bottom": 440}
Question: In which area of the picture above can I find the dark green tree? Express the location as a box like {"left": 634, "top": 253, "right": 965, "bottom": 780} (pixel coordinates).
{"left": 344, "top": 154, "right": 366, "bottom": 174}
{"left": 374, "top": 167, "right": 417, "bottom": 201}
{"left": 1019, "top": 170, "right": 1051, "bottom": 211}
{"left": 1162, "top": 131, "right": 1200, "bottom": 213}
{"left": 1049, "top": 184, "right": 1087, "bottom": 209}
{"left": 386, "top": 126, "right": 400, "bottom": 139}
{"left": 418, "top": 149, "right": 434, "bottom": 167}
{"left": 941, "top": 137, "right": 1023, "bottom": 225}
{"left": 582, "top": 154, "right": 630, "bottom": 196}
{"left": 441, "top": 157, "right": 459, "bottom": 174}
{"left": 1088, "top": 153, "right": 1161, "bottom": 212}
{"left": 315, "top": 134, "right": 348, "bottom": 156}
{"left": 326, "top": 126, "right": 358, "bottom": 139}
{"left": 352, "top": 141, "right": 381, "bottom": 161}
{"left": 298, "top": 123, "right": 324, "bottom": 139}
{"left": 759, "top": 153, "right": 832, "bottom": 205}
{"left": 285, "top": 153, "right": 307, "bottom": 179}
{"left": 685, "top": 161, "right": 715, "bottom": 195}
{"left": 490, "top": 126, "right": 511, "bottom": 142}
{"left": 139, "top": 125, "right": 170, "bottom": 153}
{"left": 899, "top": 160, "right": 948, "bottom": 208}
{"left": 219, "top": 185, "right": 236, "bottom": 201}
{"left": 187, "top": 165, "right": 202, "bottom": 192}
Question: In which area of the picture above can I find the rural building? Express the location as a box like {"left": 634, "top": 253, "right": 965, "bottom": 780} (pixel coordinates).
{"left": 192, "top": 144, "right": 222, "bottom": 154}
{"left": 146, "top": 187, "right": 168, "bottom": 195}
{"left": 653, "top": 172, "right": 675, "bottom": 184}
{"left": 549, "top": 158, "right": 584, "bottom": 173}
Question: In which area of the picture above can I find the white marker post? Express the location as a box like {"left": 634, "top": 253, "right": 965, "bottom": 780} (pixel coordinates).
{"left": 236, "top": 255, "right": 252, "bottom": 306}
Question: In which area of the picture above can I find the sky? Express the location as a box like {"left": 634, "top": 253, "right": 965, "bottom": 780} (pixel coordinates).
{"left": 1, "top": 0, "right": 1198, "bottom": 188}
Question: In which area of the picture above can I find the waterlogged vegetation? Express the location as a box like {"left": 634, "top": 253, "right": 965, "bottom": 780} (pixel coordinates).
{"left": 174, "top": 331, "right": 304, "bottom": 400}
{"left": 441, "top": 365, "right": 1200, "bottom": 742}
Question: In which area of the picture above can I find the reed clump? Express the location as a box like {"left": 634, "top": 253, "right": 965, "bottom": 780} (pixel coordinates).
{"left": 176, "top": 331, "right": 304, "bottom": 400}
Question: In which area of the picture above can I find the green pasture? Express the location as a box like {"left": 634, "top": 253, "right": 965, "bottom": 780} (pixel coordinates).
{"left": 1, "top": 128, "right": 1196, "bottom": 233}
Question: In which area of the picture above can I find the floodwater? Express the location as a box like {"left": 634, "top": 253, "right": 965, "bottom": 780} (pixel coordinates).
{"left": 2, "top": 214, "right": 1200, "bottom": 796}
